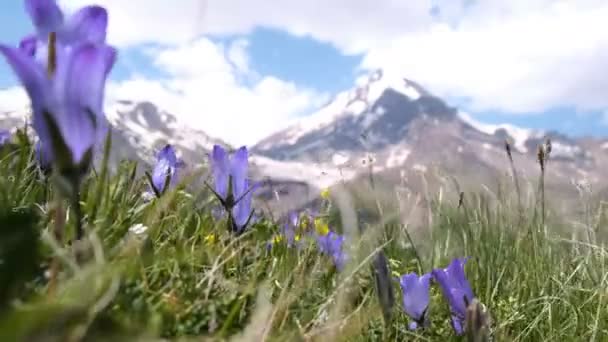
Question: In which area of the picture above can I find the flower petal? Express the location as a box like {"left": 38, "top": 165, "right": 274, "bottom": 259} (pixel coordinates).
{"left": 230, "top": 146, "right": 248, "bottom": 198}
{"left": 232, "top": 178, "right": 253, "bottom": 228}
{"left": 152, "top": 158, "right": 172, "bottom": 193}
{"left": 60, "top": 6, "right": 108, "bottom": 44}
{"left": 450, "top": 314, "right": 465, "bottom": 335}
{"left": 160, "top": 145, "right": 178, "bottom": 164}
{"left": 432, "top": 257, "right": 475, "bottom": 336}
{"left": 210, "top": 145, "right": 229, "bottom": 199}
{"left": 446, "top": 257, "right": 474, "bottom": 300}
{"left": 57, "top": 43, "right": 115, "bottom": 163}
{"left": 288, "top": 211, "right": 299, "bottom": 228}
{"left": 0, "top": 44, "right": 51, "bottom": 155}
{"left": 25, "top": 0, "right": 64, "bottom": 38}
{"left": 400, "top": 273, "right": 431, "bottom": 320}
{"left": 19, "top": 35, "right": 38, "bottom": 56}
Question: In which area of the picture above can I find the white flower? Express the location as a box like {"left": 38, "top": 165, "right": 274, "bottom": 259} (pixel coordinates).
{"left": 141, "top": 191, "right": 155, "bottom": 202}
{"left": 129, "top": 223, "right": 148, "bottom": 236}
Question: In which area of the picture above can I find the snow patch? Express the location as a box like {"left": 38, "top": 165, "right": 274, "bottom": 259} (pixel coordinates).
{"left": 386, "top": 147, "right": 411, "bottom": 168}
{"left": 360, "top": 105, "right": 386, "bottom": 128}
{"left": 250, "top": 155, "right": 357, "bottom": 189}
{"left": 458, "top": 111, "right": 542, "bottom": 153}
{"left": 550, "top": 141, "right": 583, "bottom": 159}
{"left": 264, "top": 70, "right": 422, "bottom": 147}
{"left": 332, "top": 153, "right": 350, "bottom": 166}
{"left": 412, "top": 164, "right": 427, "bottom": 173}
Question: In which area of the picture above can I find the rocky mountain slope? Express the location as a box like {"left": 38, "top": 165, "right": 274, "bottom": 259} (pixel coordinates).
{"left": 250, "top": 69, "right": 608, "bottom": 217}
{"left": 1, "top": 69, "right": 606, "bottom": 220}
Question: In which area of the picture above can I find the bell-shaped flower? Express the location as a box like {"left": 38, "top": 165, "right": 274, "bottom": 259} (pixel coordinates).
{"left": 208, "top": 145, "right": 258, "bottom": 234}
{"left": 231, "top": 177, "right": 258, "bottom": 233}
{"left": 316, "top": 231, "right": 347, "bottom": 270}
{"left": 432, "top": 257, "right": 475, "bottom": 335}
{"left": 399, "top": 272, "right": 432, "bottom": 330}
{"left": 281, "top": 211, "right": 300, "bottom": 247}
{"left": 0, "top": 40, "right": 116, "bottom": 180}
{"left": 149, "top": 144, "right": 185, "bottom": 196}
{"left": 22, "top": 0, "right": 109, "bottom": 60}
{"left": 18, "top": 0, "right": 112, "bottom": 152}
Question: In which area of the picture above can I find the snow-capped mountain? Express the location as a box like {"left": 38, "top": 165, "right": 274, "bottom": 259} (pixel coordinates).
{"left": 0, "top": 100, "right": 228, "bottom": 172}
{"left": 106, "top": 100, "right": 228, "bottom": 167}
{"left": 1, "top": 68, "right": 607, "bottom": 218}
{"left": 250, "top": 68, "right": 608, "bottom": 215}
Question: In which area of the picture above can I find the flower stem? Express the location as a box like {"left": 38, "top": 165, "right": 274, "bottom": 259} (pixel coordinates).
{"left": 73, "top": 189, "right": 84, "bottom": 241}
{"left": 47, "top": 197, "right": 65, "bottom": 295}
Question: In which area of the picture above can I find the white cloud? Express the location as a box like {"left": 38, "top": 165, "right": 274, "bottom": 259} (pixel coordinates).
{"left": 0, "top": 36, "right": 326, "bottom": 146}
{"left": 58, "top": 0, "right": 608, "bottom": 117}
{"left": 106, "top": 38, "right": 327, "bottom": 146}
{"left": 61, "top": 0, "right": 434, "bottom": 53}
{"left": 227, "top": 39, "right": 251, "bottom": 74}
{"left": 361, "top": 0, "right": 608, "bottom": 114}
{"left": 0, "top": 86, "right": 28, "bottom": 114}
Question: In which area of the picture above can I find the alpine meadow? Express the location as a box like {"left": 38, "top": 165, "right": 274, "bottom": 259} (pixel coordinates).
{"left": 0, "top": 1, "right": 608, "bottom": 341}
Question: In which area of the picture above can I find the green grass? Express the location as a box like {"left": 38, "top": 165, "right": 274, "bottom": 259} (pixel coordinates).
{"left": 0, "top": 135, "right": 607, "bottom": 341}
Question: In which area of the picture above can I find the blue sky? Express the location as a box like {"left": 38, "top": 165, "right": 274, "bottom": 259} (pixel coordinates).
{"left": 1, "top": 0, "right": 607, "bottom": 145}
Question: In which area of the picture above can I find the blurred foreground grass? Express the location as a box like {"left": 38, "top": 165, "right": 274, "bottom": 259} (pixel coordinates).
{"left": 0, "top": 135, "right": 607, "bottom": 342}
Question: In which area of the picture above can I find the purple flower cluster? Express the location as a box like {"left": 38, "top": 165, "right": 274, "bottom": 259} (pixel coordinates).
{"left": 1, "top": 4, "right": 483, "bottom": 338}
{"left": 316, "top": 231, "right": 347, "bottom": 270}
{"left": 399, "top": 257, "right": 476, "bottom": 335}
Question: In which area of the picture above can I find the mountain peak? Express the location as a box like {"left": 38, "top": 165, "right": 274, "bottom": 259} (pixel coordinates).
{"left": 252, "top": 69, "right": 456, "bottom": 159}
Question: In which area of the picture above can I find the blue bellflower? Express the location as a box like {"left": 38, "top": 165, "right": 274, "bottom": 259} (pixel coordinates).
{"left": 399, "top": 272, "right": 432, "bottom": 330}
{"left": 209, "top": 145, "right": 258, "bottom": 234}
{"left": 0, "top": 0, "right": 116, "bottom": 180}
{"left": 150, "top": 144, "right": 185, "bottom": 195}
{"left": 283, "top": 211, "right": 299, "bottom": 247}
{"left": 317, "top": 231, "right": 347, "bottom": 270}
{"left": 432, "top": 257, "right": 475, "bottom": 335}
{"left": 21, "top": 0, "right": 109, "bottom": 74}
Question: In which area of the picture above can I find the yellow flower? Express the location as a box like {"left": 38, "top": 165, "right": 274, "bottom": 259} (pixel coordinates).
{"left": 273, "top": 235, "right": 283, "bottom": 244}
{"left": 300, "top": 215, "right": 310, "bottom": 230}
{"left": 204, "top": 234, "right": 216, "bottom": 244}
{"left": 320, "top": 188, "right": 330, "bottom": 200}
{"left": 314, "top": 218, "right": 329, "bottom": 236}
{"left": 294, "top": 234, "right": 301, "bottom": 242}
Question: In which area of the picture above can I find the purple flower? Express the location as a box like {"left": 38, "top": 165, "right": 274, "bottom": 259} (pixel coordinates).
{"left": 432, "top": 257, "right": 475, "bottom": 335}
{"left": 316, "top": 231, "right": 347, "bottom": 270}
{"left": 150, "top": 144, "right": 185, "bottom": 195}
{"left": 282, "top": 211, "right": 299, "bottom": 246}
{"left": 208, "top": 145, "right": 258, "bottom": 233}
{"left": 0, "top": 42, "right": 116, "bottom": 174}
{"left": 22, "top": 0, "right": 109, "bottom": 63}
{"left": 399, "top": 272, "right": 432, "bottom": 330}
{"left": 0, "top": 0, "right": 116, "bottom": 179}
{"left": 0, "top": 130, "right": 10, "bottom": 146}
{"left": 22, "top": 0, "right": 112, "bottom": 139}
